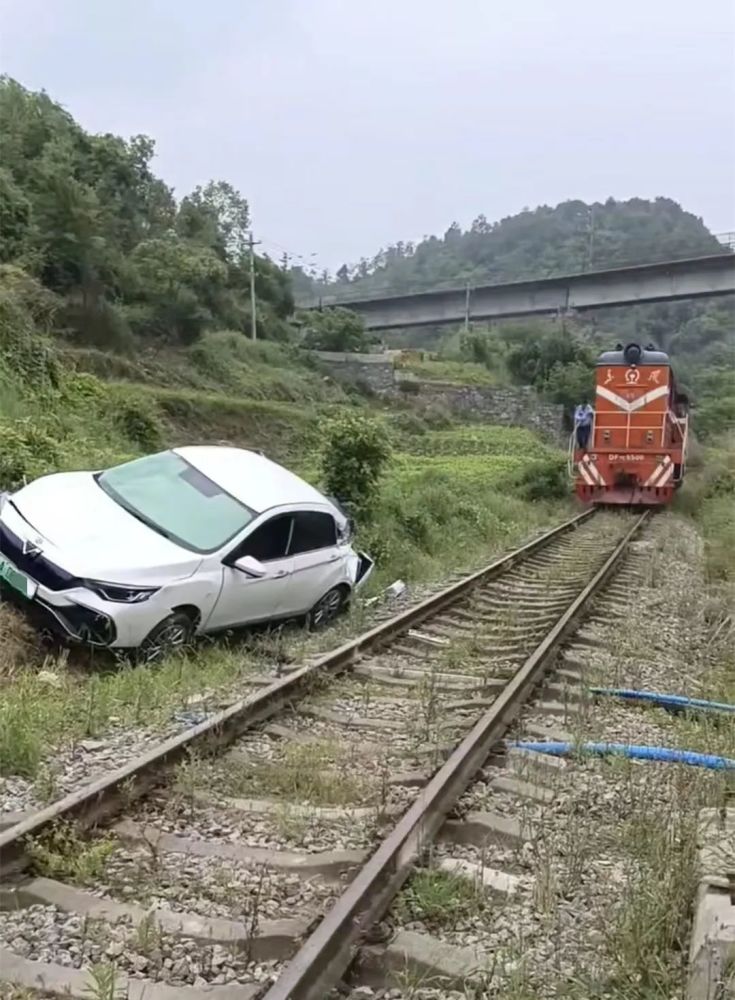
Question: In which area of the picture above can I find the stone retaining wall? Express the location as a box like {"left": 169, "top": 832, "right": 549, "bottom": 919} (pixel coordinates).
{"left": 312, "top": 351, "right": 395, "bottom": 393}
{"left": 312, "top": 352, "right": 565, "bottom": 443}
{"left": 404, "top": 381, "right": 565, "bottom": 442}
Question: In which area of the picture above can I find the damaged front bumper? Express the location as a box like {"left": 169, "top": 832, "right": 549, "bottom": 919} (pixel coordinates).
{"left": 0, "top": 580, "right": 117, "bottom": 646}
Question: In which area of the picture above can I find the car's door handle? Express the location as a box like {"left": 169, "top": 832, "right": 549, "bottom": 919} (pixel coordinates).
{"left": 328, "top": 554, "right": 339, "bottom": 563}
{"left": 273, "top": 570, "right": 288, "bottom": 578}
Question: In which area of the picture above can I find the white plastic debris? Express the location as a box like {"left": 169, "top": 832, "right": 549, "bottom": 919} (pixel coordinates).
{"left": 385, "top": 579, "right": 406, "bottom": 601}
{"left": 36, "top": 669, "right": 62, "bottom": 688}
{"left": 365, "top": 579, "right": 407, "bottom": 607}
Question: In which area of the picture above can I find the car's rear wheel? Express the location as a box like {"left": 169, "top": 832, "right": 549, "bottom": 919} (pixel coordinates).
{"left": 138, "top": 611, "right": 195, "bottom": 663}
{"left": 307, "top": 586, "right": 348, "bottom": 631}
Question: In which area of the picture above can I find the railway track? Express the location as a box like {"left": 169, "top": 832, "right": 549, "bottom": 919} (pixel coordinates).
{"left": 0, "top": 508, "right": 651, "bottom": 1000}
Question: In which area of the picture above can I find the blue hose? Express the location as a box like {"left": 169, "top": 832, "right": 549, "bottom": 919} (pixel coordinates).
{"left": 589, "top": 687, "right": 735, "bottom": 715}
{"left": 510, "top": 741, "right": 735, "bottom": 771}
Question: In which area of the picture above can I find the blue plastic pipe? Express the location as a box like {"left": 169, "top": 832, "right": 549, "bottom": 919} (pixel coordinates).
{"left": 589, "top": 687, "right": 735, "bottom": 715}
{"left": 510, "top": 741, "right": 735, "bottom": 771}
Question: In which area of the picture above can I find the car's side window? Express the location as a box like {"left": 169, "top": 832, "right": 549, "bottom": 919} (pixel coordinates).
{"left": 289, "top": 511, "right": 337, "bottom": 555}
{"left": 232, "top": 514, "right": 293, "bottom": 563}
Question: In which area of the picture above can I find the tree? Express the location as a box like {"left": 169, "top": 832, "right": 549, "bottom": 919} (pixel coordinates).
{"left": 542, "top": 359, "right": 595, "bottom": 409}
{"left": 0, "top": 169, "right": 33, "bottom": 264}
{"left": 177, "top": 180, "right": 250, "bottom": 262}
{"left": 31, "top": 138, "right": 115, "bottom": 301}
{"left": 0, "top": 78, "right": 293, "bottom": 350}
{"left": 126, "top": 237, "right": 228, "bottom": 344}
{"left": 321, "top": 413, "right": 392, "bottom": 515}
{"left": 301, "top": 307, "right": 371, "bottom": 352}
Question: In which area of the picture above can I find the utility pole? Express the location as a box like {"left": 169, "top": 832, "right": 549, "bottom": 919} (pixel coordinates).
{"left": 586, "top": 206, "right": 595, "bottom": 272}
{"left": 248, "top": 232, "right": 261, "bottom": 340}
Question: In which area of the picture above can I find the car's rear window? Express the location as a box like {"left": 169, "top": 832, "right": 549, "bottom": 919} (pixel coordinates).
{"left": 97, "top": 451, "right": 255, "bottom": 553}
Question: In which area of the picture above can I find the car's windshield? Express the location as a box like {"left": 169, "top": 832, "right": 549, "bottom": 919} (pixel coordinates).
{"left": 97, "top": 451, "right": 255, "bottom": 553}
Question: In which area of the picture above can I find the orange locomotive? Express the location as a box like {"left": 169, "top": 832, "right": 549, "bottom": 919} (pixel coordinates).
{"left": 573, "top": 342, "right": 689, "bottom": 506}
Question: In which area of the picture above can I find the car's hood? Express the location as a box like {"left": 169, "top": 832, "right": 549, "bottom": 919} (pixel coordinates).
{"left": 5, "top": 472, "right": 202, "bottom": 582}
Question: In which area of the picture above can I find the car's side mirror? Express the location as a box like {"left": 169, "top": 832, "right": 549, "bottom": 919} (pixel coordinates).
{"left": 232, "top": 555, "right": 268, "bottom": 578}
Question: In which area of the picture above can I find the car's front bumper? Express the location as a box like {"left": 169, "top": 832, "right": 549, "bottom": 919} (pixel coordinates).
{"left": 0, "top": 581, "right": 117, "bottom": 645}
{"left": 0, "top": 562, "right": 164, "bottom": 649}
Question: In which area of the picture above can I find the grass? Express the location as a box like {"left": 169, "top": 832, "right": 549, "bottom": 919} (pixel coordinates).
{"left": 0, "top": 604, "right": 38, "bottom": 676}
{"left": 115, "top": 383, "right": 329, "bottom": 464}
{"left": 84, "top": 962, "right": 124, "bottom": 1000}
{"left": 397, "top": 868, "right": 489, "bottom": 929}
{"left": 0, "top": 643, "right": 260, "bottom": 779}
{"left": 396, "top": 357, "right": 503, "bottom": 387}
{"left": 65, "top": 331, "right": 349, "bottom": 404}
{"left": 601, "top": 778, "right": 705, "bottom": 997}
{"left": 365, "top": 460, "right": 566, "bottom": 591}
{"left": 205, "top": 737, "right": 379, "bottom": 807}
{"left": 397, "top": 425, "right": 555, "bottom": 458}
{"left": 25, "top": 821, "right": 117, "bottom": 883}
{"left": 676, "top": 430, "right": 735, "bottom": 586}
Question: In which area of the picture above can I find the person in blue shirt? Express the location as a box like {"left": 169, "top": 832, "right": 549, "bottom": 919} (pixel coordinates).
{"left": 574, "top": 402, "right": 594, "bottom": 450}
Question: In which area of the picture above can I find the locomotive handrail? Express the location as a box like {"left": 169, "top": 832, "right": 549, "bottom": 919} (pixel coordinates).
{"left": 566, "top": 431, "right": 577, "bottom": 481}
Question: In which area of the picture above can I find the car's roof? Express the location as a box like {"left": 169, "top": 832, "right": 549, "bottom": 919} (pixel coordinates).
{"left": 174, "top": 446, "right": 331, "bottom": 515}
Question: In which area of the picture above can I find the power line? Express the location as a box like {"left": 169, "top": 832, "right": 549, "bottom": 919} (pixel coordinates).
{"left": 258, "top": 235, "right": 320, "bottom": 271}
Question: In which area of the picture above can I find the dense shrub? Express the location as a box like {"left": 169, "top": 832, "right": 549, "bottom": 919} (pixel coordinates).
{"left": 321, "top": 412, "right": 392, "bottom": 515}
{"left": 512, "top": 455, "right": 569, "bottom": 501}
{"left": 301, "top": 307, "right": 371, "bottom": 353}
{"left": 694, "top": 397, "right": 735, "bottom": 441}
{"left": 60, "top": 372, "right": 108, "bottom": 410}
{"left": 0, "top": 291, "right": 61, "bottom": 390}
{"left": 350, "top": 378, "right": 377, "bottom": 399}
{"left": 61, "top": 348, "right": 144, "bottom": 382}
{"left": 0, "top": 265, "right": 59, "bottom": 327}
{"left": 188, "top": 333, "right": 239, "bottom": 389}
{"left": 0, "top": 421, "right": 60, "bottom": 490}
{"left": 59, "top": 299, "right": 135, "bottom": 353}
{"left": 111, "top": 392, "right": 163, "bottom": 451}
{"left": 397, "top": 379, "right": 421, "bottom": 395}
{"left": 392, "top": 411, "right": 429, "bottom": 437}
{"left": 422, "top": 403, "right": 454, "bottom": 429}
{"left": 700, "top": 495, "right": 735, "bottom": 582}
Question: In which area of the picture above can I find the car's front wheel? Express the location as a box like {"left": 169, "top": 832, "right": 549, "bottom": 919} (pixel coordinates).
{"left": 138, "top": 611, "right": 195, "bottom": 663}
{"left": 307, "top": 586, "right": 349, "bottom": 631}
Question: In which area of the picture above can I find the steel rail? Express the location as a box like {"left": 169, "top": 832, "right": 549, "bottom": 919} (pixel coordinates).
{"left": 0, "top": 509, "right": 595, "bottom": 875}
{"left": 262, "top": 510, "right": 650, "bottom": 1000}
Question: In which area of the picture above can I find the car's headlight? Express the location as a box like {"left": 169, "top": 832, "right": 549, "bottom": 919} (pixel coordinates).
{"left": 82, "top": 581, "right": 159, "bottom": 603}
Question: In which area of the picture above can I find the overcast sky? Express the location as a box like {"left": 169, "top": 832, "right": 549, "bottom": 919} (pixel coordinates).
{"left": 2, "top": 0, "right": 734, "bottom": 270}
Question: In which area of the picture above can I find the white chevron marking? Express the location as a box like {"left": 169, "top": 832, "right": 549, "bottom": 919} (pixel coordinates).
{"left": 644, "top": 455, "right": 672, "bottom": 487}
{"left": 596, "top": 383, "right": 669, "bottom": 413}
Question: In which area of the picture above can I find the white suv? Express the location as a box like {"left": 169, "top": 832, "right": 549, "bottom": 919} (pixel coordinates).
{"left": 0, "top": 446, "right": 373, "bottom": 659}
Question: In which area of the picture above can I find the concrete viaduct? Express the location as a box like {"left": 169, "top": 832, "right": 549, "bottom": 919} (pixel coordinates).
{"left": 303, "top": 253, "right": 735, "bottom": 331}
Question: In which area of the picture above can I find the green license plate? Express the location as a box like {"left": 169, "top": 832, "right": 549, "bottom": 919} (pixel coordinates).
{"left": 0, "top": 558, "right": 38, "bottom": 600}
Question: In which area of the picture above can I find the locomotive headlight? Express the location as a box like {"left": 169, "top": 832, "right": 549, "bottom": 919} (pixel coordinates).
{"left": 623, "top": 342, "right": 643, "bottom": 365}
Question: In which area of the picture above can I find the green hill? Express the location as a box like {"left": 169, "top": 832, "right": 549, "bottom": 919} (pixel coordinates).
{"left": 294, "top": 198, "right": 735, "bottom": 392}
{"left": 305, "top": 197, "right": 722, "bottom": 296}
